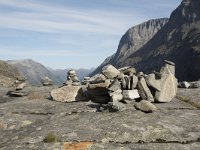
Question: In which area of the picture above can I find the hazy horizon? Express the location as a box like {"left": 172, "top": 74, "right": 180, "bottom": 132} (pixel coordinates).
{"left": 0, "top": 0, "right": 181, "bottom": 69}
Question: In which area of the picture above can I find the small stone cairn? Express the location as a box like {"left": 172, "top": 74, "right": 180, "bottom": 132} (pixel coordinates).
{"left": 41, "top": 76, "right": 53, "bottom": 86}
{"left": 64, "top": 70, "right": 80, "bottom": 86}
{"left": 8, "top": 76, "right": 28, "bottom": 97}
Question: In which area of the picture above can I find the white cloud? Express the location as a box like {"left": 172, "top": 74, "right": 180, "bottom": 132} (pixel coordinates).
{"left": 0, "top": 47, "right": 96, "bottom": 57}
{"left": 0, "top": 0, "right": 147, "bottom": 35}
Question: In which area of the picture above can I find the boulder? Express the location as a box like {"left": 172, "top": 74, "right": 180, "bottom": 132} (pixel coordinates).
{"left": 155, "top": 61, "right": 177, "bottom": 102}
{"left": 102, "top": 65, "right": 120, "bottom": 79}
{"left": 134, "top": 100, "right": 157, "bottom": 113}
{"left": 16, "top": 82, "right": 26, "bottom": 90}
{"left": 122, "top": 90, "right": 140, "bottom": 100}
{"left": 137, "top": 77, "right": 154, "bottom": 102}
{"left": 130, "top": 75, "right": 138, "bottom": 89}
{"left": 51, "top": 86, "right": 86, "bottom": 102}
{"left": 89, "top": 74, "right": 106, "bottom": 84}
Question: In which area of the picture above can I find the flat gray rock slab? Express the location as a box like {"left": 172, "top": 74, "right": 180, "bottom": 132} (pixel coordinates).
{"left": 177, "top": 88, "right": 200, "bottom": 108}
{"left": 0, "top": 86, "right": 200, "bottom": 149}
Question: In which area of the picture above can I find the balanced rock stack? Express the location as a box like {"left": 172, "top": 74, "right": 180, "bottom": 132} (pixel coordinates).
{"left": 64, "top": 70, "right": 80, "bottom": 86}
{"left": 88, "top": 60, "right": 177, "bottom": 112}
{"left": 41, "top": 76, "right": 53, "bottom": 86}
{"left": 8, "top": 76, "right": 28, "bottom": 97}
{"left": 51, "top": 70, "right": 86, "bottom": 102}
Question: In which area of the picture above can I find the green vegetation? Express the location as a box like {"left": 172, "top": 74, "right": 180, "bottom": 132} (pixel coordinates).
{"left": 43, "top": 132, "right": 57, "bottom": 143}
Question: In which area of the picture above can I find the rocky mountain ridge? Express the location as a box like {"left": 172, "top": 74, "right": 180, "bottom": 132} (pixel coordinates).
{"left": 92, "top": 18, "right": 169, "bottom": 75}
{"left": 123, "top": 0, "right": 200, "bottom": 81}
{"left": 92, "top": 0, "right": 200, "bottom": 82}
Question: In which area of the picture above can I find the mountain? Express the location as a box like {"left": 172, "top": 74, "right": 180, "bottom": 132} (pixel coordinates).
{"left": 91, "top": 18, "right": 169, "bottom": 75}
{"left": 123, "top": 0, "right": 200, "bottom": 81}
{"left": 50, "top": 68, "right": 95, "bottom": 84}
{"left": 7, "top": 59, "right": 61, "bottom": 86}
{"left": 92, "top": 0, "right": 200, "bottom": 82}
{"left": 0, "top": 60, "right": 20, "bottom": 87}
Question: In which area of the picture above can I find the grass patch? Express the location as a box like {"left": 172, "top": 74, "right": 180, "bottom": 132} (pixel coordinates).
{"left": 43, "top": 132, "right": 57, "bottom": 143}
{"left": 176, "top": 95, "right": 200, "bottom": 109}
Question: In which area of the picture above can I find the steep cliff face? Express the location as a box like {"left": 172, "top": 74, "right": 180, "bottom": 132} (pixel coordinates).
{"left": 124, "top": 0, "right": 200, "bottom": 81}
{"left": 91, "top": 18, "right": 169, "bottom": 75}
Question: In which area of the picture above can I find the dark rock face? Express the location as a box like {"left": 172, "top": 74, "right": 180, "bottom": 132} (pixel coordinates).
{"left": 124, "top": 0, "right": 200, "bottom": 81}
{"left": 93, "top": 0, "right": 200, "bottom": 82}
{"left": 91, "top": 18, "right": 169, "bottom": 75}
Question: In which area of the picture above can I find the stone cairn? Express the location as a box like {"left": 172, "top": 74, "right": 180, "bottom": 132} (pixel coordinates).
{"left": 51, "top": 70, "right": 86, "bottom": 102}
{"left": 64, "top": 70, "right": 80, "bottom": 86}
{"left": 41, "top": 76, "right": 53, "bottom": 86}
{"left": 8, "top": 76, "right": 28, "bottom": 97}
{"left": 50, "top": 60, "right": 177, "bottom": 113}
{"left": 87, "top": 60, "right": 177, "bottom": 112}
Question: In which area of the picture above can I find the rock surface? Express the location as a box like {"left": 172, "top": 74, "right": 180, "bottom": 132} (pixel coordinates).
{"left": 0, "top": 86, "right": 200, "bottom": 149}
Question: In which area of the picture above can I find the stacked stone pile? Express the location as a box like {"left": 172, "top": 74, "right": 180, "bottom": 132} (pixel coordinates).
{"left": 64, "top": 70, "right": 80, "bottom": 86}
{"left": 41, "top": 76, "right": 53, "bottom": 86}
{"left": 8, "top": 76, "right": 28, "bottom": 97}
{"left": 87, "top": 60, "right": 178, "bottom": 112}
{"left": 50, "top": 60, "right": 177, "bottom": 113}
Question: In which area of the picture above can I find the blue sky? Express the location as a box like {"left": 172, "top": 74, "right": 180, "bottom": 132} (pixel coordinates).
{"left": 0, "top": 0, "right": 181, "bottom": 69}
